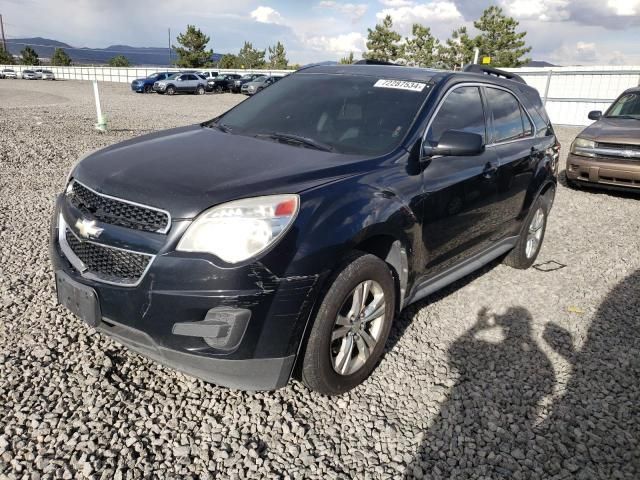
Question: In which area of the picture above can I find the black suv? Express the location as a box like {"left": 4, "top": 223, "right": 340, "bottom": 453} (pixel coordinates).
{"left": 51, "top": 64, "right": 559, "bottom": 395}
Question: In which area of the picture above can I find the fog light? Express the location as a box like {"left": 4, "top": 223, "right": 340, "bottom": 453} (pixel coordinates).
{"left": 172, "top": 307, "right": 251, "bottom": 351}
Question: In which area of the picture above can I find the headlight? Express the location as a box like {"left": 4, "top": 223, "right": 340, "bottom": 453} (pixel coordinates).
{"left": 177, "top": 195, "right": 300, "bottom": 264}
{"left": 570, "top": 138, "right": 596, "bottom": 157}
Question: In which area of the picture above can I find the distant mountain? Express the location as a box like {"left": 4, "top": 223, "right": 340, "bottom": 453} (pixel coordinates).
{"left": 525, "top": 60, "right": 557, "bottom": 68}
{"left": 5, "top": 37, "right": 222, "bottom": 66}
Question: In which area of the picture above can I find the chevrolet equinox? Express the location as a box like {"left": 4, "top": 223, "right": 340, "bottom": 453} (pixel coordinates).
{"left": 51, "top": 64, "right": 559, "bottom": 395}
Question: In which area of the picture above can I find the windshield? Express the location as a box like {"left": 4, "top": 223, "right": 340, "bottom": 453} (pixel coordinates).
{"left": 214, "top": 75, "right": 226, "bottom": 80}
{"left": 43, "top": 70, "right": 52, "bottom": 74}
{"left": 218, "top": 73, "right": 432, "bottom": 155}
{"left": 606, "top": 92, "right": 640, "bottom": 119}
{"left": 24, "top": 70, "right": 34, "bottom": 73}
{"left": 253, "top": 76, "right": 268, "bottom": 83}
{"left": 147, "top": 73, "right": 159, "bottom": 79}
{"left": 167, "top": 74, "right": 180, "bottom": 80}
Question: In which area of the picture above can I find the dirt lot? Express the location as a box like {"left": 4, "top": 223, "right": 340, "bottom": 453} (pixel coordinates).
{"left": 1, "top": 79, "right": 639, "bottom": 479}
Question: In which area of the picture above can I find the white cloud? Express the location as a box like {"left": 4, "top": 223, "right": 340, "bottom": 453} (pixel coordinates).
{"left": 317, "top": 1, "right": 368, "bottom": 22}
{"left": 250, "top": 6, "right": 285, "bottom": 25}
{"left": 607, "top": 0, "right": 640, "bottom": 15}
{"left": 376, "top": 1, "right": 463, "bottom": 35}
{"left": 303, "top": 32, "right": 367, "bottom": 55}
{"left": 379, "top": 0, "right": 416, "bottom": 6}
{"left": 500, "top": 0, "right": 570, "bottom": 21}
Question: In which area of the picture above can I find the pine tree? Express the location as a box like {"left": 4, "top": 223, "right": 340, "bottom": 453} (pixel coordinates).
{"left": 218, "top": 54, "right": 237, "bottom": 69}
{"left": 364, "top": 15, "right": 402, "bottom": 62}
{"left": 268, "top": 41, "right": 288, "bottom": 69}
{"left": 21, "top": 46, "right": 39, "bottom": 66}
{"left": 436, "top": 26, "right": 475, "bottom": 70}
{"left": 339, "top": 52, "right": 355, "bottom": 64}
{"left": 404, "top": 24, "right": 440, "bottom": 67}
{"left": 473, "top": 6, "right": 531, "bottom": 67}
{"left": 237, "top": 42, "right": 266, "bottom": 69}
{"left": 51, "top": 48, "right": 72, "bottom": 66}
{"left": 108, "top": 55, "right": 131, "bottom": 67}
{"left": 0, "top": 48, "right": 14, "bottom": 65}
{"left": 173, "top": 25, "right": 214, "bottom": 68}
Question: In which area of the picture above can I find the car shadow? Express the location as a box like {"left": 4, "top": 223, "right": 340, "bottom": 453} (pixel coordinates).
{"left": 404, "top": 269, "right": 640, "bottom": 478}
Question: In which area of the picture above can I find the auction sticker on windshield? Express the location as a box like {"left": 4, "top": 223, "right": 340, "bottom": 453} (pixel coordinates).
{"left": 373, "top": 79, "right": 427, "bottom": 92}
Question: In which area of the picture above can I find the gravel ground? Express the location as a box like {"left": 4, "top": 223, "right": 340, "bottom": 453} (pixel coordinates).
{"left": 1, "top": 79, "right": 639, "bottom": 480}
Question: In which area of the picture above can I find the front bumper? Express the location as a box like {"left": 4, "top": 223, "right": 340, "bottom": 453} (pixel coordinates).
{"left": 50, "top": 195, "right": 319, "bottom": 390}
{"left": 153, "top": 84, "right": 167, "bottom": 93}
{"left": 131, "top": 83, "right": 145, "bottom": 92}
{"left": 566, "top": 153, "right": 640, "bottom": 190}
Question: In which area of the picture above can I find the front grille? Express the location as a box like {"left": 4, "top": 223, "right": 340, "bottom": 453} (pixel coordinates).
{"left": 597, "top": 142, "right": 640, "bottom": 151}
{"left": 68, "top": 181, "right": 170, "bottom": 233}
{"left": 65, "top": 229, "right": 152, "bottom": 285}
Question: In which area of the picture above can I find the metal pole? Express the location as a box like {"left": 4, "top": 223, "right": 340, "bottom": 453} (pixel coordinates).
{"left": 473, "top": 48, "right": 479, "bottom": 64}
{"left": 543, "top": 70, "right": 553, "bottom": 106}
{"left": 168, "top": 28, "right": 171, "bottom": 66}
{"left": 92, "top": 80, "right": 107, "bottom": 132}
{"left": 0, "top": 14, "right": 7, "bottom": 52}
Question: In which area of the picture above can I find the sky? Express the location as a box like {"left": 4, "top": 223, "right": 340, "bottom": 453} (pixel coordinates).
{"left": 2, "top": 0, "right": 640, "bottom": 65}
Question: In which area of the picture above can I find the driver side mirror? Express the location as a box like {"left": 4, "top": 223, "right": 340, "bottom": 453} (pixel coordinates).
{"left": 588, "top": 110, "right": 602, "bottom": 121}
{"left": 422, "top": 130, "right": 484, "bottom": 159}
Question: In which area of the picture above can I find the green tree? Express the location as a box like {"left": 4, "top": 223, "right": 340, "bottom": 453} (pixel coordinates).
{"left": 364, "top": 15, "right": 402, "bottom": 62}
{"left": 217, "top": 54, "right": 237, "bottom": 69}
{"left": 51, "top": 48, "right": 72, "bottom": 66}
{"left": 473, "top": 6, "right": 531, "bottom": 67}
{"left": 404, "top": 24, "right": 440, "bottom": 67}
{"left": 173, "top": 25, "right": 213, "bottom": 68}
{"left": 0, "top": 48, "right": 14, "bottom": 65}
{"left": 21, "top": 46, "right": 39, "bottom": 66}
{"left": 339, "top": 52, "right": 355, "bottom": 64}
{"left": 237, "top": 42, "right": 266, "bottom": 69}
{"left": 268, "top": 41, "right": 288, "bottom": 69}
{"left": 108, "top": 55, "right": 131, "bottom": 67}
{"left": 436, "top": 26, "right": 475, "bottom": 70}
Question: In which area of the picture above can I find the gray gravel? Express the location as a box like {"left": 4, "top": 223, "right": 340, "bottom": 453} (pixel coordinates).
{"left": 1, "top": 79, "right": 639, "bottom": 479}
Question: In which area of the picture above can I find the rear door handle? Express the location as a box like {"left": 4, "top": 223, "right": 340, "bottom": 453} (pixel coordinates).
{"left": 483, "top": 161, "right": 498, "bottom": 179}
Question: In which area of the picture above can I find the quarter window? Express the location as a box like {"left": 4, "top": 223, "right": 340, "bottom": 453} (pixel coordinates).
{"left": 426, "top": 86, "right": 486, "bottom": 145}
{"left": 485, "top": 88, "right": 531, "bottom": 143}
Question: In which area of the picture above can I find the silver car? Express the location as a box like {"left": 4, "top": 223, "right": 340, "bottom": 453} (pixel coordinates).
{"left": 1, "top": 68, "right": 17, "bottom": 79}
{"left": 241, "top": 75, "right": 283, "bottom": 95}
{"left": 22, "top": 70, "right": 37, "bottom": 80}
{"left": 35, "top": 69, "right": 55, "bottom": 80}
{"left": 153, "top": 73, "right": 207, "bottom": 95}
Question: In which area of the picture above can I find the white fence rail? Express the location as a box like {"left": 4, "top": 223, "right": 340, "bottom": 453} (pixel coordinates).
{"left": 3, "top": 64, "right": 640, "bottom": 126}
{"left": 508, "top": 66, "right": 640, "bottom": 126}
{"left": 0, "top": 65, "right": 294, "bottom": 84}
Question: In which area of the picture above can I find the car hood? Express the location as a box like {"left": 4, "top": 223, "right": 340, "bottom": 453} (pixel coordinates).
{"left": 579, "top": 117, "right": 640, "bottom": 144}
{"left": 72, "top": 125, "right": 369, "bottom": 219}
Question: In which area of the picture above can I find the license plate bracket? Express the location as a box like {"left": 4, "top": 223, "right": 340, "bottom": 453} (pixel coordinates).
{"left": 55, "top": 271, "right": 101, "bottom": 327}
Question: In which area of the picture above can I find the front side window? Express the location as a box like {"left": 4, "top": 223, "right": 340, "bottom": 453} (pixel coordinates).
{"left": 426, "top": 86, "right": 486, "bottom": 145}
{"left": 218, "top": 73, "right": 433, "bottom": 156}
{"left": 485, "top": 88, "right": 529, "bottom": 143}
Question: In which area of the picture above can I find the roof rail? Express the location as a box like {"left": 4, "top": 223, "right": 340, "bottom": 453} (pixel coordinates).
{"left": 463, "top": 64, "right": 526, "bottom": 84}
{"left": 354, "top": 59, "right": 399, "bottom": 66}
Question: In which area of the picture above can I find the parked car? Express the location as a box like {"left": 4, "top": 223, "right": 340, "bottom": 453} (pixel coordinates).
{"left": 241, "top": 75, "right": 283, "bottom": 95}
{"left": 51, "top": 64, "right": 558, "bottom": 395}
{"left": 197, "top": 71, "right": 219, "bottom": 81}
{"left": 567, "top": 87, "right": 640, "bottom": 192}
{"left": 153, "top": 73, "right": 207, "bottom": 95}
{"left": 206, "top": 73, "right": 242, "bottom": 93}
{"left": 34, "top": 69, "right": 55, "bottom": 80}
{"left": 22, "top": 70, "right": 37, "bottom": 80}
{"left": 131, "top": 72, "right": 174, "bottom": 93}
{"left": 231, "top": 74, "right": 262, "bottom": 93}
{"left": 1, "top": 68, "right": 17, "bottom": 79}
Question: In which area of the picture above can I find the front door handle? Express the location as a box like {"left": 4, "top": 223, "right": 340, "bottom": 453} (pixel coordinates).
{"left": 483, "top": 161, "right": 498, "bottom": 179}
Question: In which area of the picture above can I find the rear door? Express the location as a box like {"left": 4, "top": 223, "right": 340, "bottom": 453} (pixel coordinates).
{"left": 482, "top": 86, "right": 538, "bottom": 240}
{"left": 421, "top": 84, "right": 501, "bottom": 276}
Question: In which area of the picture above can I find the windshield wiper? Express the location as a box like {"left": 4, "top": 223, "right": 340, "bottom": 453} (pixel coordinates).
{"left": 254, "top": 132, "right": 334, "bottom": 152}
{"left": 206, "top": 120, "right": 232, "bottom": 133}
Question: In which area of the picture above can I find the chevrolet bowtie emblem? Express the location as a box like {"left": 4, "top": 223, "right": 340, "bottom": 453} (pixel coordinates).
{"left": 75, "top": 218, "right": 104, "bottom": 239}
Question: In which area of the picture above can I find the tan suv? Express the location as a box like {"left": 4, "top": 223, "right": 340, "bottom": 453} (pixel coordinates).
{"left": 566, "top": 87, "right": 640, "bottom": 191}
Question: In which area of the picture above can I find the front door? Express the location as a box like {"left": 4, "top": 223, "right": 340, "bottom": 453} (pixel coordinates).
{"left": 420, "top": 85, "right": 500, "bottom": 276}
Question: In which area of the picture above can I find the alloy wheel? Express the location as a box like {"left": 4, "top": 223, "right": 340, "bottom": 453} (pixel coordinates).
{"left": 526, "top": 207, "right": 545, "bottom": 258}
{"left": 330, "top": 280, "right": 386, "bottom": 376}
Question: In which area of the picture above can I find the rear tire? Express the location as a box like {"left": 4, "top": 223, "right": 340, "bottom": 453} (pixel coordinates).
{"left": 503, "top": 195, "right": 549, "bottom": 270}
{"left": 301, "top": 252, "right": 395, "bottom": 395}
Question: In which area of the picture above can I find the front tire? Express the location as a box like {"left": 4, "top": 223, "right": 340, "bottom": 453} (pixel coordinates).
{"left": 301, "top": 252, "right": 395, "bottom": 395}
{"left": 503, "top": 195, "right": 549, "bottom": 269}
{"left": 144, "top": 84, "right": 152, "bottom": 94}
{"left": 196, "top": 85, "right": 205, "bottom": 95}
{"left": 166, "top": 85, "right": 176, "bottom": 95}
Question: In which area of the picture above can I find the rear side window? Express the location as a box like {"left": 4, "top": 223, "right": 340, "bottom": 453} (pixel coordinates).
{"left": 485, "top": 87, "right": 531, "bottom": 143}
{"left": 426, "top": 86, "right": 486, "bottom": 145}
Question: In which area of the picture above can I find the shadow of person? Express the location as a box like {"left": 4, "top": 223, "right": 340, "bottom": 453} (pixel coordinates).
{"left": 536, "top": 270, "right": 640, "bottom": 478}
{"left": 406, "top": 306, "right": 555, "bottom": 479}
